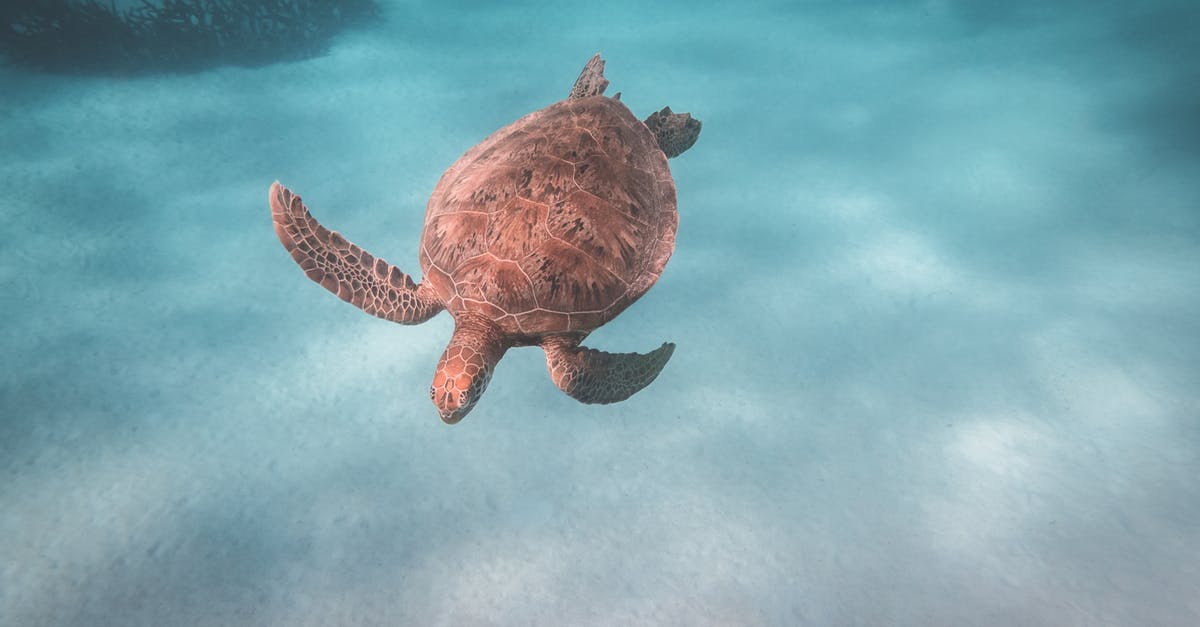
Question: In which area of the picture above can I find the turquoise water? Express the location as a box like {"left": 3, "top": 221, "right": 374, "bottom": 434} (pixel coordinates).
{"left": 2, "top": 1, "right": 1198, "bottom": 624}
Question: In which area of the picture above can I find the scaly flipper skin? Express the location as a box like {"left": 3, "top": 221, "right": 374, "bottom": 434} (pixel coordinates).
{"left": 644, "top": 106, "right": 702, "bottom": 158}
{"left": 542, "top": 336, "right": 676, "bottom": 404}
{"left": 568, "top": 53, "right": 609, "bottom": 100}
{"left": 269, "top": 181, "right": 443, "bottom": 324}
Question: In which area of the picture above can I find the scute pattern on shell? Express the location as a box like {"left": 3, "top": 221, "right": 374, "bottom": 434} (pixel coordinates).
{"left": 420, "top": 95, "right": 677, "bottom": 336}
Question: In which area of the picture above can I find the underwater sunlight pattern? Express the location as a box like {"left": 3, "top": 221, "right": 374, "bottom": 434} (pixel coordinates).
{"left": 1, "top": 1, "right": 1198, "bottom": 624}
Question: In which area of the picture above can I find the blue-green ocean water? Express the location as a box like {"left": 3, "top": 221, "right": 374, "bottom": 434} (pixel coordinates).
{"left": 2, "top": 1, "right": 1198, "bottom": 625}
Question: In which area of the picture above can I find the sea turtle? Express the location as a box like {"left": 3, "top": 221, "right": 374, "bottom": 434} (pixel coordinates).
{"left": 269, "top": 54, "right": 701, "bottom": 424}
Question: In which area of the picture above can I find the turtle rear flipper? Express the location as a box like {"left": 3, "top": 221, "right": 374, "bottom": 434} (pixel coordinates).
{"left": 569, "top": 53, "right": 609, "bottom": 100}
{"left": 269, "top": 182, "right": 442, "bottom": 324}
{"left": 644, "top": 107, "right": 701, "bottom": 158}
{"left": 542, "top": 337, "right": 675, "bottom": 404}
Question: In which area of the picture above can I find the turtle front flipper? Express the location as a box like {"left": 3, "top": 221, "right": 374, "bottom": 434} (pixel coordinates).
{"left": 269, "top": 182, "right": 442, "bottom": 324}
{"left": 542, "top": 336, "right": 675, "bottom": 404}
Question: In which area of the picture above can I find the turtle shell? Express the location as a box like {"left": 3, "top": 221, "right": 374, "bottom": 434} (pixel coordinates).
{"left": 419, "top": 95, "right": 677, "bottom": 338}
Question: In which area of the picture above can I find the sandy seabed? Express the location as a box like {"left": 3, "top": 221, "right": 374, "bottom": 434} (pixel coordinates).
{"left": 2, "top": 1, "right": 1198, "bottom": 625}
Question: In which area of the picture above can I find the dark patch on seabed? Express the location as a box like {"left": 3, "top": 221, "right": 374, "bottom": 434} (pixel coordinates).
{"left": 0, "top": 0, "right": 380, "bottom": 74}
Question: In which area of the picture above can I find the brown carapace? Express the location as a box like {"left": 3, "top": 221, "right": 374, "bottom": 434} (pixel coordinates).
{"left": 270, "top": 54, "right": 701, "bottom": 423}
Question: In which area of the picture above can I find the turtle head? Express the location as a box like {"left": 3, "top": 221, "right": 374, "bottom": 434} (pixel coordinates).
{"left": 430, "top": 355, "right": 490, "bottom": 424}
{"left": 430, "top": 319, "right": 506, "bottom": 424}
